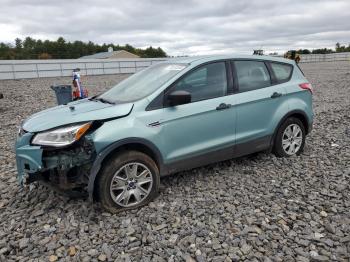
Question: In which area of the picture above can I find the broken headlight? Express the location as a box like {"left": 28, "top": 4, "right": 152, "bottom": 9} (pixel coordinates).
{"left": 32, "top": 122, "right": 92, "bottom": 147}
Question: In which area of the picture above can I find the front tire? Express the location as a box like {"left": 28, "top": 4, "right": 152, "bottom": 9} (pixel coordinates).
{"left": 273, "top": 117, "right": 306, "bottom": 157}
{"left": 97, "top": 150, "right": 160, "bottom": 213}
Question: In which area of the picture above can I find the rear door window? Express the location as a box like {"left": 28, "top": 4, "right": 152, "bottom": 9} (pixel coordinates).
{"left": 270, "top": 62, "right": 293, "bottom": 83}
{"left": 234, "top": 60, "right": 271, "bottom": 93}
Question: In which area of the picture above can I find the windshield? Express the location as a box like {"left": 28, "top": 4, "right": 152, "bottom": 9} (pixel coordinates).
{"left": 98, "top": 63, "right": 188, "bottom": 103}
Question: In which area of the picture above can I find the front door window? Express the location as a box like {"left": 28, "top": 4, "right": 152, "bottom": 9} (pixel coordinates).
{"left": 170, "top": 62, "right": 227, "bottom": 103}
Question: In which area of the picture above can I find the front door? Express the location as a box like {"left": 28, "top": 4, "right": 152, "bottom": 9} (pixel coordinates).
{"left": 159, "top": 61, "right": 236, "bottom": 169}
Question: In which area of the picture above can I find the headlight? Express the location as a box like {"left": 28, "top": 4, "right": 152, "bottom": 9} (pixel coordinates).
{"left": 32, "top": 122, "right": 92, "bottom": 147}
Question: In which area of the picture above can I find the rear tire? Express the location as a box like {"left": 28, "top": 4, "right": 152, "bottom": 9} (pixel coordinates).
{"left": 273, "top": 117, "right": 306, "bottom": 157}
{"left": 97, "top": 150, "right": 160, "bottom": 213}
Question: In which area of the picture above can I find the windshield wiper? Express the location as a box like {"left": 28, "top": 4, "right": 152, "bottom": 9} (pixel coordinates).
{"left": 90, "top": 97, "right": 115, "bottom": 105}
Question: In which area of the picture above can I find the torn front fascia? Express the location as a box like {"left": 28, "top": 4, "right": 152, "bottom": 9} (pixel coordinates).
{"left": 29, "top": 136, "right": 96, "bottom": 190}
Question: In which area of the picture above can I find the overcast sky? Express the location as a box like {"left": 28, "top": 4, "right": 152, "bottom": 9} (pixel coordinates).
{"left": 0, "top": 0, "right": 349, "bottom": 56}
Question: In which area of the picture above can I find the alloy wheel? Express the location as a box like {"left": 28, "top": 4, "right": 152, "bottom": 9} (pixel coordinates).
{"left": 282, "top": 124, "right": 303, "bottom": 155}
{"left": 110, "top": 162, "right": 153, "bottom": 207}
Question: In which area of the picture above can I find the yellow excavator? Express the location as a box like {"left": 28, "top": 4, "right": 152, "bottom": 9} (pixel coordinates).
{"left": 284, "top": 50, "right": 301, "bottom": 63}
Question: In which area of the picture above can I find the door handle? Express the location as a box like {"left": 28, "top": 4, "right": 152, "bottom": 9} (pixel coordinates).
{"left": 271, "top": 92, "right": 282, "bottom": 98}
{"left": 216, "top": 103, "right": 232, "bottom": 110}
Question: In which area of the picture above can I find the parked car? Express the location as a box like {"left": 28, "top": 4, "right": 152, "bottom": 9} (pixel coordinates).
{"left": 15, "top": 55, "right": 313, "bottom": 213}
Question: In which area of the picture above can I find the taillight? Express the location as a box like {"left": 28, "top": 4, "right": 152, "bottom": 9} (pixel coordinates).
{"left": 299, "top": 83, "right": 313, "bottom": 94}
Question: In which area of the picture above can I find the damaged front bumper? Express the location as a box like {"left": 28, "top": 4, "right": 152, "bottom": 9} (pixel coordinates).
{"left": 15, "top": 132, "right": 96, "bottom": 192}
{"left": 16, "top": 133, "right": 43, "bottom": 184}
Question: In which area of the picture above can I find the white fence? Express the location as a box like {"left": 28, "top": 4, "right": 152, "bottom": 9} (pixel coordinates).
{"left": 300, "top": 52, "right": 350, "bottom": 63}
{"left": 1, "top": 53, "right": 349, "bottom": 80}
{"left": 0, "top": 58, "right": 167, "bottom": 80}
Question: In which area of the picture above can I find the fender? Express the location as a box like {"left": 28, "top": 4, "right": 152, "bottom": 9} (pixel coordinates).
{"left": 269, "top": 109, "right": 312, "bottom": 149}
{"left": 87, "top": 137, "right": 164, "bottom": 199}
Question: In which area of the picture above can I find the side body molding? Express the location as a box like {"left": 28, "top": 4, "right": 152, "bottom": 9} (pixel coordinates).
{"left": 87, "top": 138, "right": 164, "bottom": 199}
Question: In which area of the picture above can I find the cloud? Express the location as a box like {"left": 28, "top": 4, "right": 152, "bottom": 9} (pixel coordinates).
{"left": 0, "top": 0, "right": 349, "bottom": 55}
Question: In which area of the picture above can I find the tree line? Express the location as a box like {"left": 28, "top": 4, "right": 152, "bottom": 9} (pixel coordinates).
{"left": 1, "top": 37, "right": 349, "bottom": 59}
{"left": 297, "top": 43, "right": 350, "bottom": 54}
{"left": 0, "top": 37, "right": 167, "bottom": 60}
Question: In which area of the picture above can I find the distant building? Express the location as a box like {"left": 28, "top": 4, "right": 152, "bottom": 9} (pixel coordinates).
{"left": 79, "top": 47, "right": 140, "bottom": 59}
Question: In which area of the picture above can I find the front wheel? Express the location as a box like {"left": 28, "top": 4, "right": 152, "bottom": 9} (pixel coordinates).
{"left": 97, "top": 151, "right": 160, "bottom": 213}
{"left": 273, "top": 117, "right": 306, "bottom": 157}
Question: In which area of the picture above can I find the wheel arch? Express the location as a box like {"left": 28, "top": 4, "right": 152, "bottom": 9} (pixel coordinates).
{"left": 88, "top": 138, "right": 164, "bottom": 200}
{"left": 270, "top": 110, "right": 310, "bottom": 149}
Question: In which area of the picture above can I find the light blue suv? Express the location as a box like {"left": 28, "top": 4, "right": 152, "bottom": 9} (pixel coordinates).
{"left": 15, "top": 55, "right": 313, "bottom": 212}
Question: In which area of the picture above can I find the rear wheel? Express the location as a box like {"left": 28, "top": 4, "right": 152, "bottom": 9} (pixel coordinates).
{"left": 97, "top": 151, "right": 160, "bottom": 213}
{"left": 273, "top": 117, "right": 306, "bottom": 157}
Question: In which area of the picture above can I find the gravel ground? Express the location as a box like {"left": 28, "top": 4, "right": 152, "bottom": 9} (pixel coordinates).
{"left": 0, "top": 61, "right": 349, "bottom": 261}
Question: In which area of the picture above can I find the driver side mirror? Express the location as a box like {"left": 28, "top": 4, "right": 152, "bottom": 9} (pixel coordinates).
{"left": 167, "top": 90, "right": 191, "bottom": 107}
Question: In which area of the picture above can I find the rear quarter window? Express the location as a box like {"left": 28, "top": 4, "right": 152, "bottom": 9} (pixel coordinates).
{"left": 270, "top": 62, "right": 293, "bottom": 83}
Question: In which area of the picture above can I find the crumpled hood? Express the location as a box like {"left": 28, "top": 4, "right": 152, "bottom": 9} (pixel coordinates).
{"left": 22, "top": 99, "right": 133, "bottom": 132}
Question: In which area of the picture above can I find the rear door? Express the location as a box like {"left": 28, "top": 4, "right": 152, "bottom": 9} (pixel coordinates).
{"left": 232, "top": 60, "right": 291, "bottom": 154}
